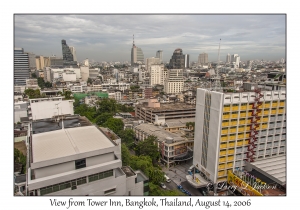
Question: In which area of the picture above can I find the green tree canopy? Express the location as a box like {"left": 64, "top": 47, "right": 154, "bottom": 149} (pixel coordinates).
{"left": 95, "top": 113, "right": 114, "bottom": 126}
{"left": 118, "top": 129, "right": 135, "bottom": 148}
{"left": 103, "top": 118, "right": 124, "bottom": 134}
{"left": 24, "top": 88, "right": 45, "bottom": 99}
{"left": 96, "top": 98, "right": 117, "bottom": 114}
{"left": 135, "top": 136, "right": 160, "bottom": 163}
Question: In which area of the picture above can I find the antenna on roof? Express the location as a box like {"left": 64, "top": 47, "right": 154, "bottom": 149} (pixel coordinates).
{"left": 133, "top": 34, "right": 135, "bottom": 45}
{"left": 212, "top": 38, "right": 222, "bottom": 92}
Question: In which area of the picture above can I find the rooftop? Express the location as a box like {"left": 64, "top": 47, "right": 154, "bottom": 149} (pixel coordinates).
{"left": 246, "top": 155, "right": 286, "bottom": 186}
{"left": 121, "top": 166, "right": 136, "bottom": 178}
{"left": 138, "top": 103, "right": 195, "bottom": 111}
{"left": 32, "top": 125, "right": 115, "bottom": 163}
{"left": 32, "top": 115, "right": 92, "bottom": 134}
{"left": 135, "top": 123, "right": 185, "bottom": 142}
{"left": 165, "top": 118, "right": 195, "bottom": 128}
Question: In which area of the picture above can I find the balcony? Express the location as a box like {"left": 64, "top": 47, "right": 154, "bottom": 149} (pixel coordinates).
{"left": 279, "top": 102, "right": 285, "bottom": 107}
{"left": 221, "top": 130, "right": 228, "bottom": 134}
{"left": 264, "top": 104, "right": 270, "bottom": 108}
{"left": 229, "top": 135, "right": 236, "bottom": 140}
{"left": 237, "top": 133, "right": 244, "bottom": 139}
{"left": 220, "top": 144, "right": 227, "bottom": 149}
{"left": 227, "top": 156, "right": 234, "bottom": 161}
{"left": 231, "top": 114, "right": 238, "bottom": 118}
{"left": 222, "top": 122, "right": 229, "bottom": 127}
{"left": 218, "top": 171, "right": 226, "bottom": 176}
{"left": 278, "top": 109, "right": 284, "bottom": 114}
{"left": 271, "top": 110, "right": 277, "bottom": 115}
{"left": 226, "top": 162, "right": 233, "bottom": 168}
{"left": 221, "top": 136, "right": 228, "bottom": 142}
{"left": 228, "top": 149, "right": 234, "bottom": 155}
{"left": 263, "top": 110, "right": 269, "bottom": 115}
{"left": 237, "top": 141, "right": 243, "bottom": 146}
{"left": 238, "top": 127, "right": 245, "bottom": 132}
{"left": 219, "top": 157, "right": 226, "bottom": 163}
{"left": 218, "top": 164, "right": 226, "bottom": 170}
{"left": 230, "top": 121, "right": 238, "bottom": 126}
{"left": 229, "top": 128, "right": 237, "bottom": 133}
{"left": 240, "top": 106, "right": 247, "bottom": 110}
{"left": 220, "top": 151, "right": 226, "bottom": 156}
{"left": 272, "top": 102, "right": 278, "bottom": 107}
{"left": 240, "top": 113, "right": 247, "bottom": 117}
{"left": 228, "top": 142, "right": 235, "bottom": 148}
{"left": 223, "top": 107, "right": 230, "bottom": 112}
{"left": 223, "top": 115, "right": 230, "bottom": 119}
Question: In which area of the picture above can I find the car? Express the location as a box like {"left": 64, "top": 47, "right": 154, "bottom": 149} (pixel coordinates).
{"left": 164, "top": 175, "right": 171, "bottom": 183}
{"left": 160, "top": 182, "right": 167, "bottom": 189}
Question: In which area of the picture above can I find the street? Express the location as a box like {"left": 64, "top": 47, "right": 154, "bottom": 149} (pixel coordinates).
{"left": 161, "top": 159, "right": 202, "bottom": 196}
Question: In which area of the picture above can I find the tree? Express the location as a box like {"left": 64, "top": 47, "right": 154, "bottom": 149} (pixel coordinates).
{"left": 135, "top": 136, "right": 160, "bottom": 163}
{"left": 103, "top": 118, "right": 124, "bottom": 134}
{"left": 45, "top": 81, "right": 52, "bottom": 88}
{"left": 96, "top": 98, "right": 117, "bottom": 114}
{"left": 62, "top": 90, "right": 73, "bottom": 99}
{"left": 121, "top": 143, "right": 131, "bottom": 166}
{"left": 95, "top": 113, "right": 114, "bottom": 126}
{"left": 87, "top": 78, "right": 93, "bottom": 84}
{"left": 24, "top": 88, "right": 43, "bottom": 99}
{"left": 14, "top": 148, "right": 27, "bottom": 174}
{"left": 37, "top": 77, "right": 45, "bottom": 89}
{"left": 149, "top": 182, "right": 185, "bottom": 196}
{"left": 31, "top": 73, "right": 37, "bottom": 78}
{"left": 118, "top": 129, "right": 135, "bottom": 147}
{"left": 186, "top": 122, "right": 195, "bottom": 131}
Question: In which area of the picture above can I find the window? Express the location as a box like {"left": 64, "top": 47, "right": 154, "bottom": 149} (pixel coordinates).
{"left": 104, "top": 188, "right": 116, "bottom": 195}
{"left": 75, "top": 159, "right": 86, "bottom": 169}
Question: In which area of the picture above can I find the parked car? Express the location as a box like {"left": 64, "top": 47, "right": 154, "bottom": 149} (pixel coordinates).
{"left": 160, "top": 182, "right": 166, "bottom": 189}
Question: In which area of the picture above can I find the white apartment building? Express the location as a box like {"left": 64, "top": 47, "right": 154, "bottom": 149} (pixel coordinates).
{"left": 192, "top": 88, "right": 286, "bottom": 185}
{"left": 14, "top": 101, "right": 28, "bottom": 123}
{"left": 87, "top": 85, "right": 103, "bottom": 92}
{"left": 164, "top": 69, "right": 184, "bottom": 94}
{"left": 150, "top": 64, "right": 166, "bottom": 86}
{"left": 63, "top": 72, "right": 77, "bottom": 82}
{"left": 28, "top": 97, "right": 74, "bottom": 121}
{"left": 26, "top": 116, "right": 148, "bottom": 196}
{"left": 101, "top": 83, "right": 130, "bottom": 92}
{"left": 80, "top": 66, "right": 89, "bottom": 82}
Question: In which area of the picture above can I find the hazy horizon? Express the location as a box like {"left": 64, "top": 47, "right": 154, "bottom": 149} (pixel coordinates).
{"left": 15, "top": 14, "right": 286, "bottom": 63}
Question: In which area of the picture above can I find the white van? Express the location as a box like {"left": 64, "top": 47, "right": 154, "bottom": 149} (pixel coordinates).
{"left": 164, "top": 175, "right": 171, "bottom": 183}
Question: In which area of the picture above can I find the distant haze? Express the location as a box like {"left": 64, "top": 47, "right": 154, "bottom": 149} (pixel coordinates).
{"left": 15, "top": 14, "right": 286, "bottom": 63}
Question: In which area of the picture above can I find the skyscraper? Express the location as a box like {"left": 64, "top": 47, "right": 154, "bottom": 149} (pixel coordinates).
{"left": 14, "top": 48, "right": 30, "bottom": 86}
{"left": 184, "top": 54, "right": 190, "bottom": 68}
{"left": 226, "top": 53, "right": 231, "bottom": 63}
{"left": 61, "top": 39, "right": 77, "bottom": 67}
{"left": 131, "top": 35, "right": 144, "bottom": 65}
{"left": 69, "top": 46, "right": 77, "bottom": 62}
{"left": 198, "top": 53, "right": 208, "bottom": 65}
{"left": 169, "top": 48, "right": 185, "bottom": 69}
{"left": 156, "top": 50, "right": 163, "bottom": 63}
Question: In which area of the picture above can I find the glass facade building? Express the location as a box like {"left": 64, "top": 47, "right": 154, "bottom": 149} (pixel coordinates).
{"left": 14, "top": 48, "right": 30, "bottom": 86}
{"left": 61, "top": 40, "right": 77, "bottom": 67}
{"left": 169, "top": 48, "right": 185, "bottom": 69}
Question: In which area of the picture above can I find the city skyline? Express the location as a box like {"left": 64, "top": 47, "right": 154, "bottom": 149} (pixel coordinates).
{"left": 15, "top": 14, "right": 286, "bottom": 63}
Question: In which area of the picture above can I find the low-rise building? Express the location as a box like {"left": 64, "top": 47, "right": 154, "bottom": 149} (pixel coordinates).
{"left": 26, "top": 115, "right": 148, "bottom": 196}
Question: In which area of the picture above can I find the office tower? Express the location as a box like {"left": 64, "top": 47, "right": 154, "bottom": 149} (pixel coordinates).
{"left": 14, "top": 48, "right": 30, "bottom": 86}
{"left": 136, "top": 48, "right": 144, "bottom": 64}
{"left": 69, "top": 46, "right": 77, "bottom": 62}
{"left": 150, "top": 64, "right": 165, "bottom": 86}
{"left": 231, "top": 54, "right": 238, "bottom": 63}
{"left": 169, "top": 48, "right": 185, "bottom": 69}
{"left": 164, "top": 69, "right": 184, "bottom": 94}
{"left": 27, "top": 52, "right": 36, "bottom": 71}
{"left": 131, "top": 35, "right": 144, "bottom": 65}
{"left": 185, "top": 54, "right": 190, "bottom": 68}
{"left": 35, "top": 56, "right": 45, "bottom": 70}
{"left": 61, "top": 39, "right": 77, "bottom": 66}
{"left": 226, "top": 54, "right": 231, "bottom": 63}
{"left": 198, "top": 53, "right": 208, "bottom": 65}
{"left": 192, "top": 87, "right": 286, "bottom": 184}
{"left": 146, "top": 57, "right": 160, "bottom": 71}
{"left": 235, "top": 56, "right": 240, "bottom": 68}
{"left": 156, "top": 50, "right": 163, "bottom": 63}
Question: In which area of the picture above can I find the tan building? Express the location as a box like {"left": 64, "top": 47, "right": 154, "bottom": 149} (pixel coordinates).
{"left": 164, "top": 69, "right": 184, "bottom": 94}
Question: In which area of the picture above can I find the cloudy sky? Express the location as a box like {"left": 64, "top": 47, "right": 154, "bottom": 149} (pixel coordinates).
{"left": 14, "top": 14, "right": 286, "bottom": 63}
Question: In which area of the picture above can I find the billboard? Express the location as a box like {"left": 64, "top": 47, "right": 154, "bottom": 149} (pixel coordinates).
{"left": 227, "top": 171, "right": 263, "bottom": 196}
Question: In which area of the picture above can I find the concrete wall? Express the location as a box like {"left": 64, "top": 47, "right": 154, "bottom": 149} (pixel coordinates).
{"left": 80, "top": 66, "right": 89, "bottom": 82}
{"left": 30, "top": 100, "right": 74, "bottom": 120}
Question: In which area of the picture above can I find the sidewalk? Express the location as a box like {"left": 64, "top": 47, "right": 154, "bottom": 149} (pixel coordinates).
{"left": 161, "top": 161, "right": 192, "bottom": 186}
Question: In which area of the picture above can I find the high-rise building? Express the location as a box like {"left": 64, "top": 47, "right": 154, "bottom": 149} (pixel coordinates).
{"left": 14, "top": 48, "right": 30, "bottom": 86}
{"left": 185, "top": 54, "right": 190, "bottom": 68}
{"left": 146, "top": 57, "right": 160, "bottom": 71}
{"left": 131, "top": 35, "right": 144, "bottom": 65}
{"left": 69, "top": 46, "right": 77, "bottom": 62}
{"left": 164, "top": 69, "right": 184, "bottom": 94}
{"left": 226, "top": 53, "right": 231, "bottom": 63}
{"left": 169, "top": 48, "right": 185, "bottom": 69}
{"left": 156, "top": 50, "right": 163, "bottom": 63}
{"left": 231, "top": 54, "right": 238, "bottom": 63}
{"left": 61, "top": 39, "right": 77, "bottom": 67}
{"left": 198, "top": 53, "right": 208, "bottom": 65}
{"left": 27, "top": 52, "right": 36, "bottom": 71}
{"left": 150, "top": 64, "right": 165, "bottom": 86}
{"left": 192, "top": 87, "right": 286, "bottom": 184}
